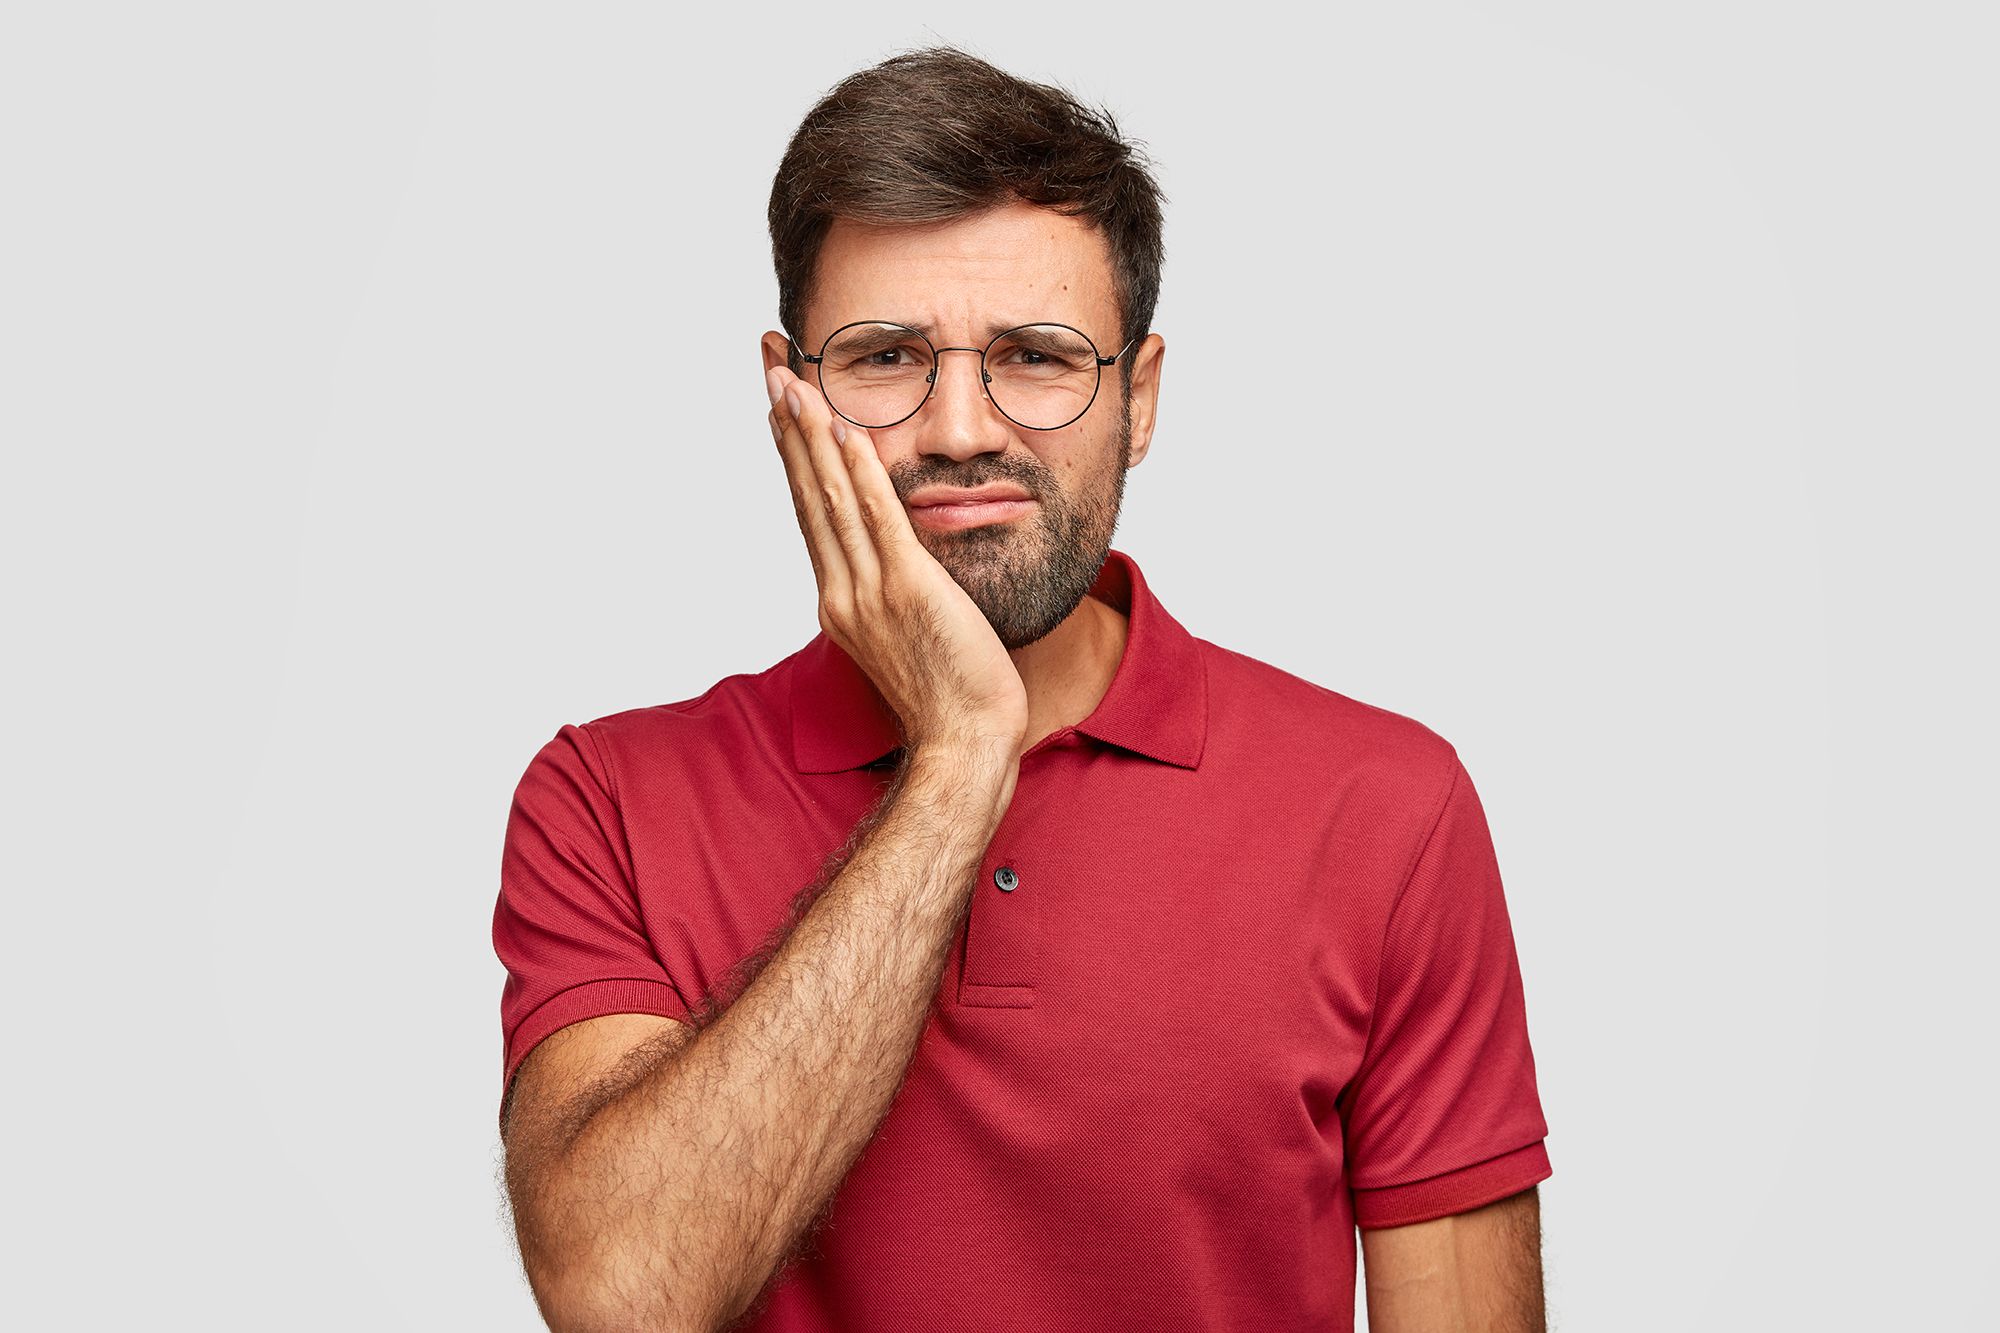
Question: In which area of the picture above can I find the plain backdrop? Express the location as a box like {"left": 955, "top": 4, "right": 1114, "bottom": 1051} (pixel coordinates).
{"left": 4, "top": 3, "right": 1994, "bottom": 1329}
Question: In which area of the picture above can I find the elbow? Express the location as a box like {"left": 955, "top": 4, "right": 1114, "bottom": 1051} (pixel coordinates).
{"left": 508, "top": 1153, "right": 722, "bottom": 1332}
{"left": 522, "top": 1256, "right": 609, "bottom": 1333}
{"left": 529, "top": 1255, "right": 711, "bottom": 1333}
{"left": 510, "top": 1167, "right": 707, "bottom": 1330}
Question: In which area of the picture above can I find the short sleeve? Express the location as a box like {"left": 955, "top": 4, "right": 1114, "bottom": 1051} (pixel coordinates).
{"left": 492, "top": 723, "right": 692, "bottom": 1133}
{"left": 1341, "top": 754, "right": 1552, "bottom": 1228}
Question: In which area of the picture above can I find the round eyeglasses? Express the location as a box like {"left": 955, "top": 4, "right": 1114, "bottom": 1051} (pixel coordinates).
{"left": 790, "top": 321, "right": 1142, "bottom": 432}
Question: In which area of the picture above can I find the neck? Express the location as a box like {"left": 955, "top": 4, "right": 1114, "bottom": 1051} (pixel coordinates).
{"left": 1007, "top": 592, "right": 1129, "bottom": 752}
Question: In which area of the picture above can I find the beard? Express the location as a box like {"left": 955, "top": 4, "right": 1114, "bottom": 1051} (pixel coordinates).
{"left": 906, "top": 394, "right": 1132, "bottom": 651}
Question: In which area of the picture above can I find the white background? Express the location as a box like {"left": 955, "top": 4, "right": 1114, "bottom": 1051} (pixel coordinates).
{"left": 5, "top": 3, "right": 1994, "bottom": 1328}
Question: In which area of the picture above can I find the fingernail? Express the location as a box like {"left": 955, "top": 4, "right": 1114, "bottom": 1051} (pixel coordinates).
{"left": 764, "top": 369, "right": 782, "bottom": 406}
{"left": 831, "top": 416, "right": 848, "bottom": 444}
{"left": 783, "top": 387, "right": 801, "bottom": 417}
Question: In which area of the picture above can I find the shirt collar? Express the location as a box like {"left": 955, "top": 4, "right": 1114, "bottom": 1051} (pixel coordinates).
{"left": 789, "top": 546, "right": 1208, "bottom": 773}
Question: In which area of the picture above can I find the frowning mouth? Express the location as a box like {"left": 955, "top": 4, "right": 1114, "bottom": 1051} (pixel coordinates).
{"left": 908, "top": 497, "right": 1037, "bottom": 531}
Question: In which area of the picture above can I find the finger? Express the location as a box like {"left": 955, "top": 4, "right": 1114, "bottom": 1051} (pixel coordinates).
{"left": 768, "top": 369, "right": 850, "bottom": 604}
{"left": 775, "top": 367, "right": 883, "bottom": 602}
{"left": 829, "top": 415, "right": 914, "bottom": 562}
{"left": 769, "top": 402, "right": 832, "bottom": 590}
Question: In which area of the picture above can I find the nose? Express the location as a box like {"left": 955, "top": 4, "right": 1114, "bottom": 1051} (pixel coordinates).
{"left": 922, "top": 347, "right": 1011, "bottom": 454}
{"left": 929, "top": 348, "right": 994, "bottom": 412}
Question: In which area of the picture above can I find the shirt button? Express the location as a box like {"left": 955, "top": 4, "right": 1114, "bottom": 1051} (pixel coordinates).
{"left": 994, "top": 866, "right": 1019, "bottom": 892}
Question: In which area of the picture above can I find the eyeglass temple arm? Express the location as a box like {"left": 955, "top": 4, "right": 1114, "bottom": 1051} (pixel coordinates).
{"left": 1098, "top": 334, "right": 1145, "bottom": 366}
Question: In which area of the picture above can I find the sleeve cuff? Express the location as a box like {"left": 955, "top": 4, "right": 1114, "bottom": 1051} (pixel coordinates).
{"left": 1351, "top": 1139, "right": 1552, "bottom": 1229}
{"left": 500, "top": 977, "right": 692, "bottom": 1133}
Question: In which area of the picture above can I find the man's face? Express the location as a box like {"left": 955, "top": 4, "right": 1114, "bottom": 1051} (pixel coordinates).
{"left": 761, "top": 199, "right": 1163, "bottom": 650}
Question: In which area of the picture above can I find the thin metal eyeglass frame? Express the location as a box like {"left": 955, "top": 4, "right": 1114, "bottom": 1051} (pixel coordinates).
{"left": 788, "top": 320, "right": 1144, "bottom": 431}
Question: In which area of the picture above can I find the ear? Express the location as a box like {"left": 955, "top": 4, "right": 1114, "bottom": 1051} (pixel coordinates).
{"left": 760, "top": 330, "right": 796, "bottom": 377}
{"left": 1122, "top": 334, "right": 1166, "bottom": 469}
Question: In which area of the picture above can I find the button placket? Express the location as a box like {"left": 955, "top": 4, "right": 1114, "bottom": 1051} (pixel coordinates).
{"left": 959, "top": 846, "right": 1040, "bottom": 1008}
{"left": 958, "top": 748, "right": 1069, "bottom": 1009}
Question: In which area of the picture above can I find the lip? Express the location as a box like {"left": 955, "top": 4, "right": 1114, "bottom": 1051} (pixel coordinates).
{"left": 908, "top": 484, "right": 1033, "bottom": 507}
{"left": 909, "top": 498, "right": 1037, "bottom": 531}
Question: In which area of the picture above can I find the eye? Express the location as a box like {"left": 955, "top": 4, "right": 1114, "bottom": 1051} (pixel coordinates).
{"left": 820, "top": 324, "right": 933, "bottom": 373}
{"left": 838, "top": 341, "right": 930, "bottom": 372}
{"left": 991, "top": 343, "right": 1050, "bottom": 368}
{"left": 988, "top": 327, "right": 1095, "bottom": 373}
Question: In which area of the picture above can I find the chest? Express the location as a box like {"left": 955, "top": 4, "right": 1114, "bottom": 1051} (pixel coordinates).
{"left": 621, "top": 732, "right": 1395, "bottom": 1123}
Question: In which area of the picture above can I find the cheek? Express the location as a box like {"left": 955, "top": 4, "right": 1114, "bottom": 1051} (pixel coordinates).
{"left": 862, "top": 429, "right": 924, "bottom": 490}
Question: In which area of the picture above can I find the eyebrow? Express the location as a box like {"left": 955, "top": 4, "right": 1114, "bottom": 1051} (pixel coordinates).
{"left": 898, "top": 318, "right": 1041, "bottom": 343}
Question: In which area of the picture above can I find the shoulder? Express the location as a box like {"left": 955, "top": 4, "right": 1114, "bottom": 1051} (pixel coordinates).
{"left": 560, "top": 658, "right": 796, "bottom": 793}
{"left": 1195, "top": 636, "right": 1462, "bottom": 809}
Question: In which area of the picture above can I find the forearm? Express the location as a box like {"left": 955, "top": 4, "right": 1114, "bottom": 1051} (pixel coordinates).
{"left": 538, "top": 746, "right": 1013, "bottom": 1332}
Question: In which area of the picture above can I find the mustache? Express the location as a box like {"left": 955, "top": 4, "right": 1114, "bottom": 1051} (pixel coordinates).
{"left": 894, "top": 468, "right": 1045, "bottom": 499}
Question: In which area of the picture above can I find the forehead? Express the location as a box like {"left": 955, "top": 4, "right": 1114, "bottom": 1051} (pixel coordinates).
{"left": 806, "top": 198, "right": 1118, "bottom": 345}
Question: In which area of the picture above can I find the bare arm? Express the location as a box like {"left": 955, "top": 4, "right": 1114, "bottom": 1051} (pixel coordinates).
{"left": 506, "top": 743, "right": 1012, "bottom": 1331}
{"left": 1360, "top": 1186, "right": 1545, "bottom": 1333}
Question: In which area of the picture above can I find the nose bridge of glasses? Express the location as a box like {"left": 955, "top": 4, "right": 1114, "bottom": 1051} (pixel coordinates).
{"left": 927, "top": 344, "right": 993, "bottom": 396}
{"left": 932, "top": 344, "right": 988, "bottom": 376}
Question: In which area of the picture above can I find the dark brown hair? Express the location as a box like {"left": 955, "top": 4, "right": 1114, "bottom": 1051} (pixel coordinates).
{"left": 768, "top": 46, "right": 1166, "bottom": 386}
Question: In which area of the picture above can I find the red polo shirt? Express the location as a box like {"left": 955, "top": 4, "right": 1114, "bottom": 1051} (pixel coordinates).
{"left": 493, "top": 546, "right": 1551, "bottom": 1330}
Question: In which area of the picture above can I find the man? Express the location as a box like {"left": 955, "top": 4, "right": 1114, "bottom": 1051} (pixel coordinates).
{"left": 493, "top": 45, "right": 1551, "bottom": 1333}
